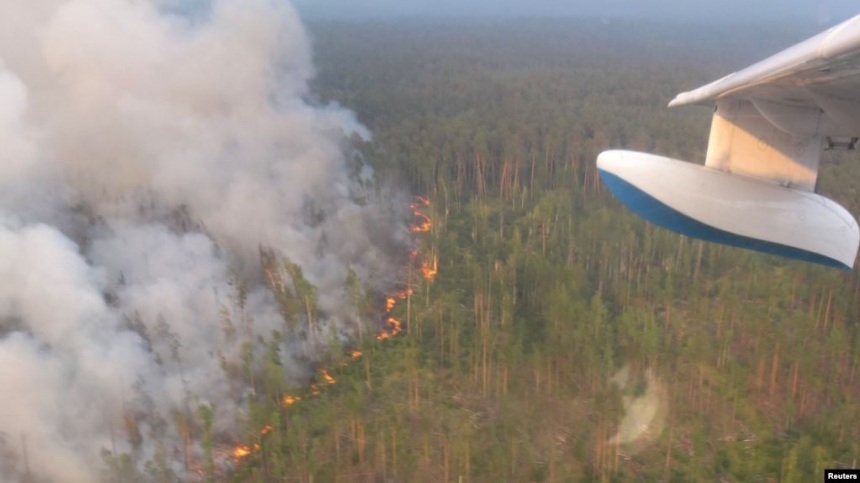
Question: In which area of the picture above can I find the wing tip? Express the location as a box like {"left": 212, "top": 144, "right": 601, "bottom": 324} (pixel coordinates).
{"left": 668, "top": 91, "right": 704, "bottom": 108}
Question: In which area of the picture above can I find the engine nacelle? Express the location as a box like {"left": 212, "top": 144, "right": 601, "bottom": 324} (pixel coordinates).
{"left": 596, "top": 150, "right": 859, "bottom": 270}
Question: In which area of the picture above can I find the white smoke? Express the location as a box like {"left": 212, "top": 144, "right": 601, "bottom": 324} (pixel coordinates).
{"left": 0, "top": 1, "right": 407, "bottom": 482}
{"left": 608, "top": 366, "right": 667, "bottom": 449}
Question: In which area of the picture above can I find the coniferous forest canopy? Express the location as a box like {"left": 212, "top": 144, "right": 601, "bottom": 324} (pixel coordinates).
{"left": 106, "top": 18, "right": 860, "bottom": 483}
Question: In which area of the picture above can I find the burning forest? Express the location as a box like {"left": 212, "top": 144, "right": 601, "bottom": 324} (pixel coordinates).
{"left": 0, "top": 1, "right": 432, "bottom": 482}
{"left": 229, "top": 197, "right": 435, "bottom": 469}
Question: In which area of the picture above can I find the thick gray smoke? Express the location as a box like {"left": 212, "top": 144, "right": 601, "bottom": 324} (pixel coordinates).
{"left": 0, "top": 1, "right": 407, "bottom": 481}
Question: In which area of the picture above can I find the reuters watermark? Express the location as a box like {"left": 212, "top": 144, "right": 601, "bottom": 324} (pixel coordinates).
{"left": 826, "top": 470, "right": 860, "bottom": 480}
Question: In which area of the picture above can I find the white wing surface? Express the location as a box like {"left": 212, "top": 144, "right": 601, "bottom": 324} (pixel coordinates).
{"left": 597, "top": 15, "right": 860, "bottom": 269}
{"left": 670, "top": 16, "right": 860, "bottom": 120}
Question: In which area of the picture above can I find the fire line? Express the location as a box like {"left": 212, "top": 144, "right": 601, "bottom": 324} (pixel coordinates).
{"left": 233, "top": 196, "right": 435, "bottom": 462}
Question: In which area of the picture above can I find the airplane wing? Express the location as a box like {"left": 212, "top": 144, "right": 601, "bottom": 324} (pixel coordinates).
{"left": 597, "top": 15, "right": 860, "bottom": 270}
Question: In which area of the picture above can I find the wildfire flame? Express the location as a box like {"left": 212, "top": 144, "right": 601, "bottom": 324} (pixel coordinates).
{"left": 322, "top": 369, "right": 336, "bottom": 385}
{"left": 377, "top": 286, "right": 411, "bottom": 340}
{"left": 233, "top": 444, "right": 259, "bottom": 460}
{"left": 234, "top": 196, "right": 435, "bottom": 464}
{"left": 409, "top": 195, "right": 432, "bottom": 233}
{"left": 233, "top": 446, "right": 251, "bottom": 459}
{"left": 421, "top": 253, "right": 438, "bottom": 281}
{"left": 410, "top": 212, "right": 432, "bottom": 233}
{"left": 411, "top": 196, "right": 430, "bottom": 208}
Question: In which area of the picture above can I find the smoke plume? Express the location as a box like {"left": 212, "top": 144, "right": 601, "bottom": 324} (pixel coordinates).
{"left": 0, "top": 1, "right": 407, "bottom": 481}
{"left": 608, "top": 365, "right": 667, "bottom": 450}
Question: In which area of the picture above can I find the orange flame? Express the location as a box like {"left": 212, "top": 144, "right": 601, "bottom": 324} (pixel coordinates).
{"left": 409, "top": 195, "right": 432, "bottom": 232}
{"left": 236, "top": 197, "right": 434, "bottom": 466}
{"left": 410, "top": 196, "right": 430, "bottom": 208}
{"left": 377, "top": 285, "right": 412, "bottom": 340}
{"left": 377, "top": 317, "right": 403, "bottom": 340}
{"left": 421, "top": 254, "right": 438, "bottom": 281}
{"left": 410, "top": 212, "right": 432, "bottom": 233}
{"left": 233, "top": 444, "right": 259, "bottom": 459}
{"left": 322, "top": 369, "right": 336, "bottom": 385}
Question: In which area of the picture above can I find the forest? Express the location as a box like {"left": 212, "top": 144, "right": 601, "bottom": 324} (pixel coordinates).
{"left": 102, "top": 18, "right": 860, "bottom": 483}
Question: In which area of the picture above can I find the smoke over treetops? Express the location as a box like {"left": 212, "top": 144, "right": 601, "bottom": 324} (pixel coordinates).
{"left": 0, "top": 1, "right": 410, "bottom": 481}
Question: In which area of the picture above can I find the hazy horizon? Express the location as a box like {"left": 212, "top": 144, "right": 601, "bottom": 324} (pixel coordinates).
{"left": 296, "top": 0, "right": 857, "bottom": 25}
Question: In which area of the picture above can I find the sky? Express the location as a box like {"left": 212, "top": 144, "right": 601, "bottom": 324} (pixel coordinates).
{"left": 294, "top": 0, "right": 858, "bottom": 24}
